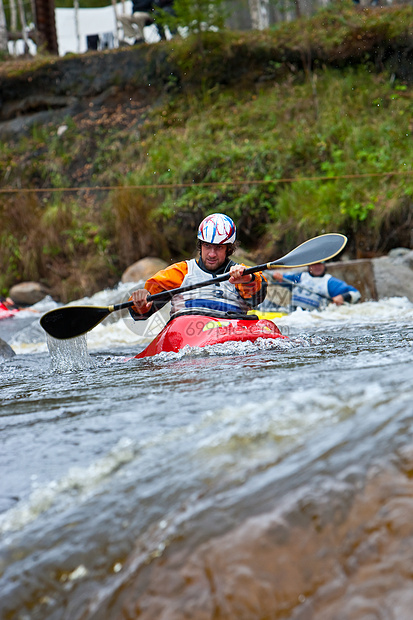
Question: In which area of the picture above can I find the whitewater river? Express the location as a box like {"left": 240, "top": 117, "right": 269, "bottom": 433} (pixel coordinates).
{"left": 1, "top": 286, "right": 413, "bottom": 620}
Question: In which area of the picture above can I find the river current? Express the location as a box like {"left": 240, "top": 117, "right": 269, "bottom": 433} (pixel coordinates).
{"left": 1, "top": 286, "right": 413, "bottom": 620}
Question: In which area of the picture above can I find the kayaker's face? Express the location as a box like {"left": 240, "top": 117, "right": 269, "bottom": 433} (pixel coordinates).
{"left": 201, "top": 243, "right": 228, "bottom": 271}
{"left": 309, "top": 263, "right": 326, "bottom": 277}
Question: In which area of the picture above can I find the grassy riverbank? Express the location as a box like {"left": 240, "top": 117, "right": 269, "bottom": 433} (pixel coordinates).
{"left": 1, "top": 3, "right": 412, "bottom": 302}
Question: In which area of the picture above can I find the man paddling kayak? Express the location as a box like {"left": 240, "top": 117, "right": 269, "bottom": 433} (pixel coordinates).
{"left": 39, "top": 233, "right": 348, "bottom": 340}
{"left": 271, "top": 262, "right": 361, "bottom": 311}
{"left": 129, "top": 213, "right": 267, "bottom": 320}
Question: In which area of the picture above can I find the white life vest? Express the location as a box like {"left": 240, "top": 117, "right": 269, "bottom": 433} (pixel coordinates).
{"left": 170, "top": 259, "right": 250, "bottom": 317}
{"left": 291, "top": 272, "right": 332, "bottom": 310}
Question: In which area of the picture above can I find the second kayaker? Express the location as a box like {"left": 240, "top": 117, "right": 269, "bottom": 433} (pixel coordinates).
{"left": 129, "top": 213, "right": 267, "bottom": 320}
{"left": 270, "top": 262, "right": 361, "bottom": 311}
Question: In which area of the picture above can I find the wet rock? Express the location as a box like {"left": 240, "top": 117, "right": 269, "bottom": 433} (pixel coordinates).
{"left": 91, "top": 451, "right": 413, "bottom": 620}
{"left": 327, "top": 259, "right": 377, "bottom": 302}
{"left": 8, "top": 282, "right": 50, "bottom": 306}
{"left": 371, "top": 257, "right": 413, "bottom": 302}
{"left": 121, "top": 257, "right": 169, "bottom": 284}
{"left": 387, "top": 247, "right": 411, "bottom": 260}
{"left": 0, "top": 338, "right": 16, "bottom": 359}
{"left": 398, "top": 249, "right": 413, "bottom": 271}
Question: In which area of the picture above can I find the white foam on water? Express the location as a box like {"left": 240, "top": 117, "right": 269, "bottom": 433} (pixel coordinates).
{"left": 275, "top": 296, "right": 413, "bottom": 328}
{"left": 0, "top": 437, "right": 138, "bottom": 535}
{"left": 9, "top": 341, "right": 48, "bottom": 355}
{"left": 74, "top": 281, "right": 142, "bottom": 308}
{"left": 193, "top": 380, "right": 398, "bottom": 471}
{"left": 140, "top": 336, "right": 295, "bottom": 363}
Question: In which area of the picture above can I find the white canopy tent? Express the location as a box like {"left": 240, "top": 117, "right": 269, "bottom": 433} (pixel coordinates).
{"left": 7, "top": 1, "right": 161, "bottom": 56}
{"left": 55, "top": 1, "right": 160, "bottom": 55}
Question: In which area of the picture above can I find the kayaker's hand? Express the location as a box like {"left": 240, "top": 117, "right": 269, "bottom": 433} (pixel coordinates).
{"left": 332, "top": 294, "right": 345, "bottom": 306}
{"left": 130, "top": 289, "right": 153, "bottom": 314}
{"left": 270, "top": 271, "right": 284, "bottom": 282}
{"left": 229, "top": 264, "right": 253, "bottom": 284}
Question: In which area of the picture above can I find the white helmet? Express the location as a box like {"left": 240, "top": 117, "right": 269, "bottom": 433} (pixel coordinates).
{"left": 197, "top": 213, "right": 236, "bottom": 245}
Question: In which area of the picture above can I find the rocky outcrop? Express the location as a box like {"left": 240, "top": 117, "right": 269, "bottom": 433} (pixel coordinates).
{"left": 0, "top": 48, "right": 172, "bottom": 139}
{"left": 88, "top": 446, "right": 413, "bottom": 620}
{"left": 372, "top": 255, "right": 413, "bottom": 302}
{"left": 398, "top": 249, "right": 413, "bottom": 270}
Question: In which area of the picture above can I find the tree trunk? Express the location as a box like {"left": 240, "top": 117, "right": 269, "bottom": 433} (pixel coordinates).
{"left": 0, "top": 0, "right": 8, "bottom": 52}
{"left": 33, "top": 0, "right": 59, "bottom": 54}
{"left": 249, "top": 0, "right": 270, "bottom": 30}
{"left": 259, "top": 0, "right": 270, "bottom": 29}
{"left": 111, "top": 0, "right": 119, "bottom": 46}
{"left": 17, "top": 0, "right": 30, "bottom": 50}
{"left": 73, "top": 0, "right": 80, "bottom": 52}
{"left": 10, "top": 0, "right": 17, "bottom": 53}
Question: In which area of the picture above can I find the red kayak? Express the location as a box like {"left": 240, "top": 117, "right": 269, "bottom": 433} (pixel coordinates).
{"left": 0, "top": 304, "right": 19, "bottom": 320}
{"left": 135, "top": 314, "right": 288, "bottom": 359}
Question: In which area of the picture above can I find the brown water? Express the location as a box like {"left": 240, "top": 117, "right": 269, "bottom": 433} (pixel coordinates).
{"left": 0, "top": 296, "right": 412, "bottom": 620}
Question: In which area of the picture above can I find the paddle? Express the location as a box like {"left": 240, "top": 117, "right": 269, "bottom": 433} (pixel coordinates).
{"left": 40, "top": 233, "right": 347, "bottom": 339}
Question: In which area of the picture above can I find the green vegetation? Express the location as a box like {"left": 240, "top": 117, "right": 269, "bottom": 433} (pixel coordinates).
{"left": 1, "top": 4, "right": 412, "bottom": 302}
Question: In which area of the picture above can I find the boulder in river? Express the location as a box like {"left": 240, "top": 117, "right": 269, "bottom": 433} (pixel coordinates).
{"left": 372, "top": 256, "right": 413, "bottom": 302}
{"left": 397, "top": 249, "right": 413, "bottom": 271}
{"left": 121, "top": 257, "right": 169, "bottom": 284}
{"left": 9, "top": 282, "right": 50, "bottom": 306}
{"left": 0, "top": 338, "right": 16, "bottom": 359}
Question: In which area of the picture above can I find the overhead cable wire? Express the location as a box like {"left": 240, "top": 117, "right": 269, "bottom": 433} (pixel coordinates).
{"left": 0, "top": 169, "right": 412, "bottom": 193}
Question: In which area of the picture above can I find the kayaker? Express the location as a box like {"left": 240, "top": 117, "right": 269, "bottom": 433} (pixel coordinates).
{"left": 0, "top": 296, "right": 39, "bottom": 319}
{"left": 0, "top": 296, "right": 20, "bottom": 318}
{"left": 129, "top": 213, "right": 267, "bottom": 319}
{"left": 0, "top": 296, "right": 18, "bottom": 309}
{"left": 270, "top": 262, "right": 361, "bottom": 311}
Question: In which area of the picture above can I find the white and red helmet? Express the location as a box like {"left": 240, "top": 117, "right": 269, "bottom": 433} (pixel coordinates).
{"left": 197, "top": 213, "right": 236, "bottom": 245}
